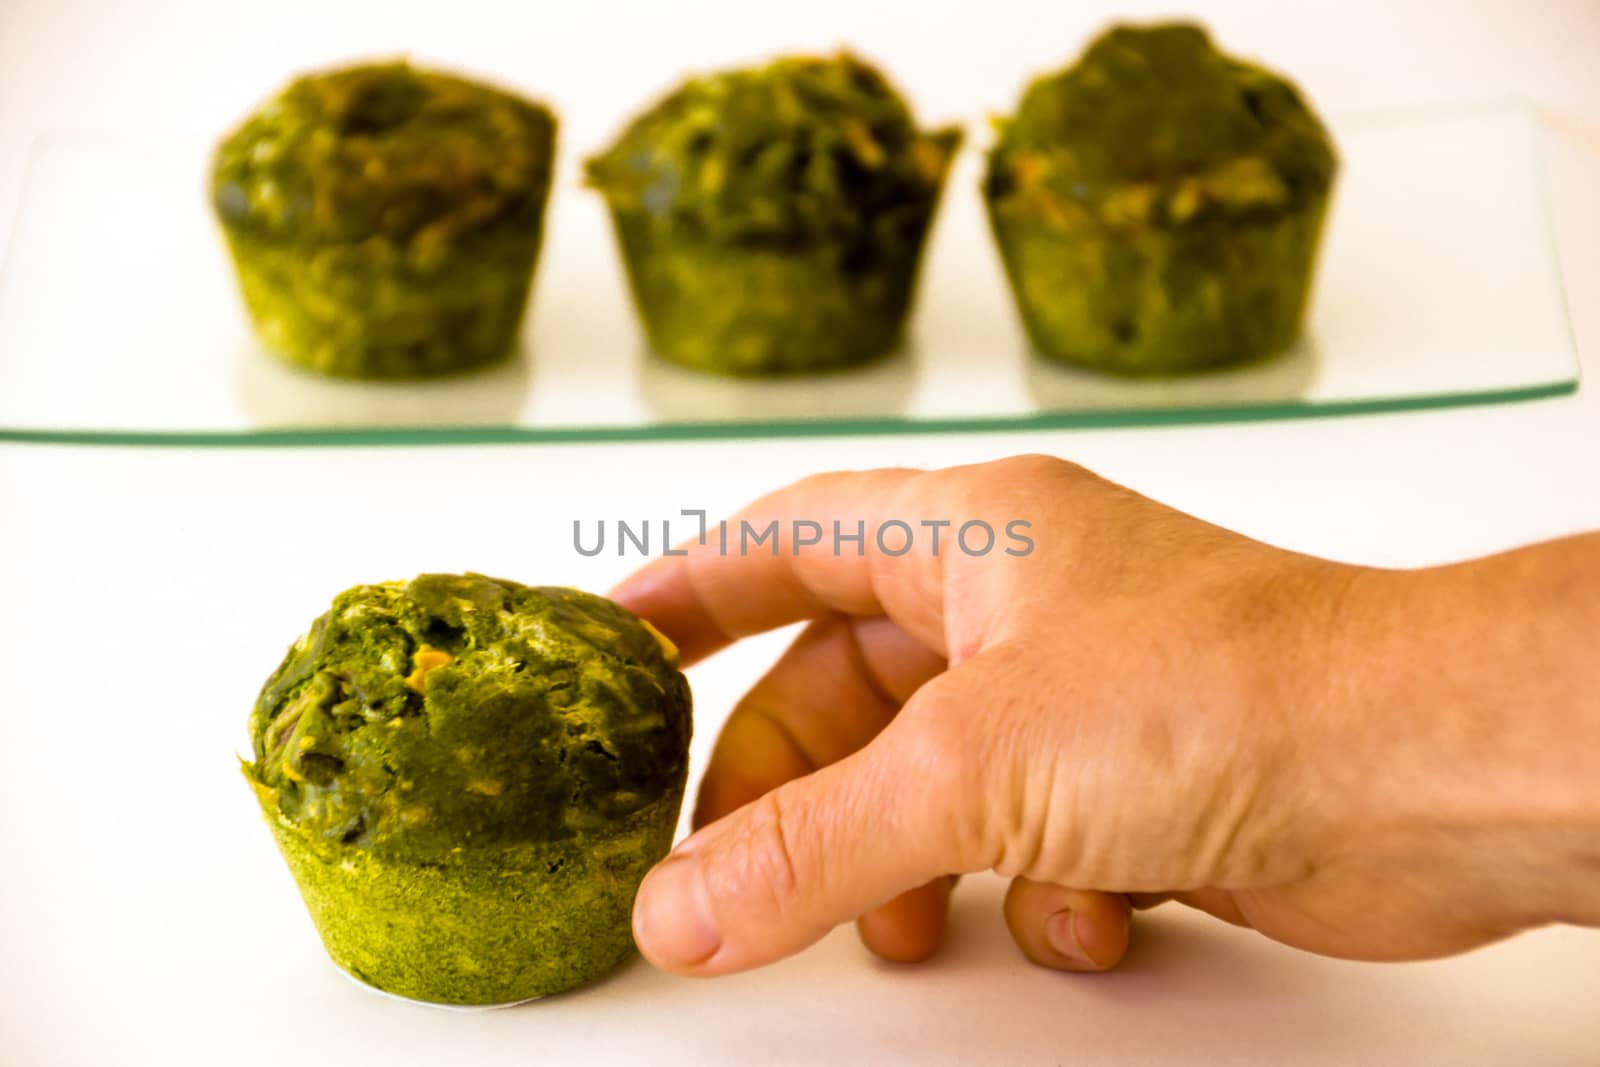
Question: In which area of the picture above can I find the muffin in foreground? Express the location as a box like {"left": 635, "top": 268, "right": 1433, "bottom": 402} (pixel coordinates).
{"left": 586, "top": 53, "right": 961, "bottom": 375}
{"left": 984, "top": 23, "right": 1338, "bottom": 374}
{"left": 213, "top": 62, "right": 556, "bottom": 379}
{"left": 242, "top": 574, "right": 691, "bottom": 1005}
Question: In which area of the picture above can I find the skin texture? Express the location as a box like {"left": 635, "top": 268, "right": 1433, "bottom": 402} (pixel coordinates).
{"left": 985, "top": 23, "right": 1337, "bottom": 373}
{"left": 586, "top": 53, "right": 960, "bottom": 375}
{"left": 611, "top": 456, "right": 1600, "bottom": 977}
{"left": 214, "top": 62, "right": 556, "bottom": 378}
{"left": 245, "top": 575, "right": 691, "bottom": 1003}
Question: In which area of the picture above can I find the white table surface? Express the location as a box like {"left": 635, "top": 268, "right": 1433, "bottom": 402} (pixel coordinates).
{"left": 2, "top": 2, "right": 1598, "bottom": 1064}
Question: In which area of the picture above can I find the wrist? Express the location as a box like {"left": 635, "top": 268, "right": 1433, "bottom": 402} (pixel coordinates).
{"left": 1318, "top": 544, "right": 1600, "bottom": 930}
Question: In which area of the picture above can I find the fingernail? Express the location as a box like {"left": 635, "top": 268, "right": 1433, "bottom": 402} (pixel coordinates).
{"left": 1044, "top": 909, "right": 1096, "bottom": 968}
{"left": 633, "top": 855, "right": 722, "bottom": 969}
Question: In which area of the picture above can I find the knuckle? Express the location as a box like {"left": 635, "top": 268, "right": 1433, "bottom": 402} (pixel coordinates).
{"left": 1003, "top": 452, "right": 1072, "bottom": 478}
{"left": 705, "top": 789, "right": 803, "bottom": 912}
{"left": 884, "top": 467, "right": 946, "bottom": 520}
{"left": 1000, "top": 453, "right": 1091, "bottom": 488}
{"left": 931, "top": 455, "right": 1096, "bottom": 524}
{"left": 789, "top": 470, "right": 846, "bottom": 497}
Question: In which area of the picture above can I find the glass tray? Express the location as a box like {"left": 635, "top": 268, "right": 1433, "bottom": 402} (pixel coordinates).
{"left": 0, "top": 104, "right": 1577, "bottom": 446}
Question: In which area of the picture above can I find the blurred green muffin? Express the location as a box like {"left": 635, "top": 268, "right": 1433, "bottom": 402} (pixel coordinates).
{"left": 243, "top": 574, "right": 691, "bottom": 1005}
{"left": 985, "top": 23, "right": 1337, "bottom": 374}
{"left": 213, "top": 62, "right": 556, "bottom": 379}
{"left": 586, "top": 53, "right": 961, "bottom": 375}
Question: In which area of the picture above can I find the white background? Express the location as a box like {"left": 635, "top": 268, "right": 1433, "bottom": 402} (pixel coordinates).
{"left": 2, "top": 2, "right": 1599, "bottom": 1064}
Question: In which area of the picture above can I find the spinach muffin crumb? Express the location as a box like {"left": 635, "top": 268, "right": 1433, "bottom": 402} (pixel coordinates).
{"left": 587, "top": 52, "right": 961, "bottom": 375}
{"left": 213, "top": 62, "right": 557, "bottom": 379}
{"left": 985, "top": 23, "right": 1338, "bottom": 374}
{"left": 244, "top": 575, "right": 691, "bottom": 1004}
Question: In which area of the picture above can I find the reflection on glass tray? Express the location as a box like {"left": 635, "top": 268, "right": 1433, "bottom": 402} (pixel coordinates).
{"left": 0, "top": 104, "right": 1578, "bottom": 445}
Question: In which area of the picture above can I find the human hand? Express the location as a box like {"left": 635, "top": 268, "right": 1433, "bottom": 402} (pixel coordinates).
{"left": 612, "top": 456, "right": 1600, "bottom": 977}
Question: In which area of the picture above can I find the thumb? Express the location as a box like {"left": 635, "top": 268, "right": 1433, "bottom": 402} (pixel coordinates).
{"left": 631, "top": 668, "right": 987, "bottom": 976}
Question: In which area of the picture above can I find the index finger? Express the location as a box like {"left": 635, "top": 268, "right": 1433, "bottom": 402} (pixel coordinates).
{"left": 610, "top": 467, "right": 953, "bottom": 665}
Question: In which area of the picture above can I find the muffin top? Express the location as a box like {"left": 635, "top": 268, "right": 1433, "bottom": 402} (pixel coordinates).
{"left": 585, "top": 52, "right": 961, "bottom": 241}
{"left": 213, "top": 62, "right": 555, "bottom": 249}
{"left": 244, "top": 575, "right": 691, "bottom": 862}
{"left": 987, "top": 23, "right": 1336, "bottom": 228}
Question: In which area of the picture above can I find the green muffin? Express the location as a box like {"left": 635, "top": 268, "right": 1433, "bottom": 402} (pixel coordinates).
{"left": 985, "top": 23, "right": 1338, "bottom": 374}
{"left": 213, "top": 62, "right": 556, "bottom": 379}
{"left": 242, "top": 575, "right": 691, "bottom": 1005}
{"left": 586, "top": 53, "right": 961, "bottom": 375}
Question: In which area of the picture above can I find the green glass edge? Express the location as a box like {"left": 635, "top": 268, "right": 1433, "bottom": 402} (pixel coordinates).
{"left": 0, "top": 380, "right": 1576, "bottom": 449}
